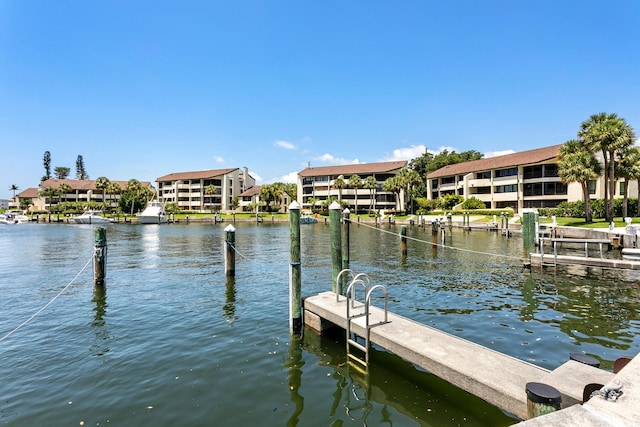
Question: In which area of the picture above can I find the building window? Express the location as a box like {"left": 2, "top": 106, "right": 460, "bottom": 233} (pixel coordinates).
{"left": 494, "top": 167, "right": 517, "bottom": 178}
{"left": 495, "top": 184, "right": 517, "bottom": 193}
{"left": 476, "top": 171, "right": 491, "bottom": 179}
{"left": 543, "top": 164, "right": 559, "bottom": 177}
{"left": 431, "top": 179, "right": 438, "bottom": 189}
{"left": 523, "top": 166, "right": 543, "bottom": 179}
{"left": 620, "top": 181, "right": 626, "bottom": 196}
{"left": 589, "top": 180, "right": 596, "bottom": 195}
{"left": 441, "top": 177, "right": 455, "bottom": 184}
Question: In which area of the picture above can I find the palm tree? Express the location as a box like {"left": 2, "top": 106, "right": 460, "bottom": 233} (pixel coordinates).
{"left": 125, "top": 179, "right": 142, "bottom": 215}
{"left": 205, "top": 184, "right": 218, "bottom": 213}
{"left": 616, "top": 146, "right": 640, "bottom": 218}
{"left": 39, "top": 187, "right": 59, "bottom": 211}
{"left": 363, "top": 176, "right": 378, "bottom": 213}
{"left": 383, "top": 176, "right": 403, "bottom": 212}
{"left": 333, "top": 175, "right": 346, "bottom": 201}
{"left": 558, "top": 140, "right": 601, "bottom": 223}
{"left": 397, "top": 168, "right": 422, "bottom": 214}
{"left": 579, "top": 113, "right": 636, "bottom": 222}
{"left": 9, "top": 184, "right": 19, "bottom": 197}
{"left": 58, "top": 183, "right": 72, "bottom": 206}
{"left": 348, "top": 174, "right": 362, "bottom": 214}
{"left": 95, "top": 177, "right": 110, "bottom": 210}
{"left": 105, "top": 181, "right": 122, "bottom": 211}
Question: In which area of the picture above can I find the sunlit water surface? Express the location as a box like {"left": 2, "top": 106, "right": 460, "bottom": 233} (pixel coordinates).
{"left": 1, "top": 222, "right": 639, "bottom": 426}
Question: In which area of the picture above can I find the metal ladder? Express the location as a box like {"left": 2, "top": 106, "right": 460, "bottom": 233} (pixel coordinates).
{"left": 339, "top": 270, "right": 388, "bottom": 369}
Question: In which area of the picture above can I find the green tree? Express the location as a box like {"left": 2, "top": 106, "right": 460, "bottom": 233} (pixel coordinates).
{"left": 382, "top": 176, "right": 403, "bottom": 212}
{"left": 283, "top": 183, "right": 297, "bottom": 201}
{"left": 9, "top": 184, "right": 19, "bottom": 197}
{"left": 579, "top": 113, "right": 636, "bottom": 222}
{"left": 348, "top": 174, "right": 362, "bottom": 214}
{"left": 121, "top": 179, "right": 143, "bottom": 215}
{"left": 105, "top": 181, "right": 122, "bottom": 211}
{"left": 558, "top": 140, "right": 601, "bottom": 223}
{"left": 616, "top": 146, "right": 640, "bottom": 218}
{"left": 95, "top": 177, "right": 110, "bottom": 210}
{"left": 58, "top": 183, "right": 72, "bottom": 206}
{"left": 54, "top": 166, "right": 70, "bottom": 179}
{"left": 205, "top": 184, "right": 218, "bottom": 213}
{"left": 230, "top": 196, "right": 240, "bottom": 212}
{"left": 397, "top": 168, "right": 422, "bottom": 214}
{"left": 19, "top": 198, "right": 32, "bottom": 211}
{"left": 260, "top": 183, "right": 283, "bottom": 212}
{"left": 363, "top": 176, "right": 378, "bottom": 213}
{"left": 333, "top": 175, "right": 346, "bottom": 200}
{"left": 75, "top": 155, "right": 89, "bottom": 180}
{"left": 43, "top": 151, "right": 51, "bottom": 180}
{"left": 39, "top": 186, "right": 59, "bottom": 211}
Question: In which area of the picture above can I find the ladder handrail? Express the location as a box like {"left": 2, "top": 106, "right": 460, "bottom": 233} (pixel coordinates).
{"left": 365, "top": 284, "right": 389, "bottom": 326}
{"left": 336, "top": 269, "right": 355, "bottom": 302}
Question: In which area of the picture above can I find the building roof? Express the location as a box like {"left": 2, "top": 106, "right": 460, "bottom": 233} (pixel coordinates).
{"left": 426, "top": 144, "right": 563, "bottom": 179}
{"left": 156, "top": 168, "right": 239, "bottom": 182}
{"left": 39, "top": 178, "right": 151, "bottom": 190}
{"left": 17, "top": 188, "right": 39, "bottom": 198}
{"left": 239, "top": 185, "right": 261, "bottom": 197}
{"left": 298, "top": 160, "right": 408, "bottom": 177}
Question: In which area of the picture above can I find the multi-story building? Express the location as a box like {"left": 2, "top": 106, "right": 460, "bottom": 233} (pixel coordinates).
{"left": 297, "top": 161, "right": 408, "bottom": 214}
{"left": 238, "top": 185, "right": 293, "bottom": 213}
{"left": 157, "top": 167, "right": 255, "bottom": 212}
{"left": 35, "top": 179, "right": 150, "bottom": 211}
{"left": 426, "top": 144, "right": 638, "bottom": 212}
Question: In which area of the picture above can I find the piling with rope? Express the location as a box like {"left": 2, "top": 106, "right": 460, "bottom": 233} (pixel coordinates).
{"left": 224, "top": 224, "right": 236, "bottom": 276}
{"left": 329, "top": 201, "right": 343, "bottom": 295}
{"left": 289, "top": 201, "right": 302, "bottom": 335}
{"left": 93, "top": 227, "right": 107, "bottom": 287}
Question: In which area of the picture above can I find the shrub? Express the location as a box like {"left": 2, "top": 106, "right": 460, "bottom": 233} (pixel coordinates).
{"left": 461, "top": 197, "right": 486, "bottom": 210}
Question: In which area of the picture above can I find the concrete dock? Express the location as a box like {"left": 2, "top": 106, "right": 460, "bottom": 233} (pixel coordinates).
{"left": 304, "top": 291, "right": 629, "bottom": 423}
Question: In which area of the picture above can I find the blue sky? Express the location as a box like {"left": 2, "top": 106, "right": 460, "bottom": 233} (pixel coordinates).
{"left": 1, "top": 0, "right": 639, "bottom": 198}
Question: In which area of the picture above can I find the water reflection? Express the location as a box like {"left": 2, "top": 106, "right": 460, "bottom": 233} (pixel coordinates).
{"left": 223, "top": 276, "right": 237, "bottom": 322}
{"left": 90, "top": 286, "right": 110, "bottom": 357}
{"left": 286, "top": 335, "right": 304, "bottom": 427}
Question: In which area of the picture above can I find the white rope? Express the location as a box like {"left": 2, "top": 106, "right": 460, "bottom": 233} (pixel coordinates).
{"left": 0, "top": 254, "right": 94, "bottom": 343}
{"left": 353, "top": 220, "right": 528, "bottom": 262}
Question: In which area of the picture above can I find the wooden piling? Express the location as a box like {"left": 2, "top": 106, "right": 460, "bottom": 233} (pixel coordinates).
{"left": 289, "top": 201, "right": 302, "bottom": 335}
{"left": 93, "top": 227, "right": 107, "bottom": 287}
{"left": 342, "top": 208, "right": 351, "bottom": 284}
{"left": 329, "top": 201, "right": 342, "bottom": 294}
{"left": 401, "top": 225, "right": 407, "bottom": 255}
{"left": 224, "top": 224, "right": 236, "bottom": 276}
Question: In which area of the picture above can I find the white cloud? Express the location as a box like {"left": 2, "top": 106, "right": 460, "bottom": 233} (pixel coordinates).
{"left": 280, "top": 171, "right": 298, "bottom": 183}
{"left": 382, "top": 144, "right": 427, "bottom": 162}
{"left": 315, "top": 153, "right": 361, "bottom": 165}
{"left": 484, "top": 150, "right": 515, "bottom": 158}
{"left": 275, "top": 140, "right": 296, "bottom": 150}
{"left": 214, "top": 156, "right": 225, "bottom": 163}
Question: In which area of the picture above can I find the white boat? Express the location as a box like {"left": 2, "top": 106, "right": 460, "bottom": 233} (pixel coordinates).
{"left": 621, "top": 248, "right": 640, "bottom": 260}
{"left": 138, "top": 201, "right": 168, "bottom": 224}
{"left": 72, "top": 211, "right": 112, "bottom": 224}
{"left": 0, "top": 211, "right": 29, "bottom": 224}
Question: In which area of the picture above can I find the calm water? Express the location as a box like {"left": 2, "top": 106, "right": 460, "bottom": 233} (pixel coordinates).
{"left": 1, "top": 221, "right": 639, "bottom": 426}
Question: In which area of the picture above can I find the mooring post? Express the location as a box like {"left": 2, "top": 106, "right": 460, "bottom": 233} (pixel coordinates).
{"left": 224, "top": 224, "right": 236, "bottom": 276}
{"left": 522, "top": 210, "right": 536, "bottom": 255}
{"left": 342, "top": 208, "right": 351, "bottom": 282}
{"left": 329, "top": 201, "right": 342, "bottom": 294}
{"left": 93, "top": 227, "right": 107, "bottom": 287}
{"left": 401, "top": 225, "right": 407, "bottom": 255}
{"left": 289, "top": 201, "right": 302, "bottom": 335}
